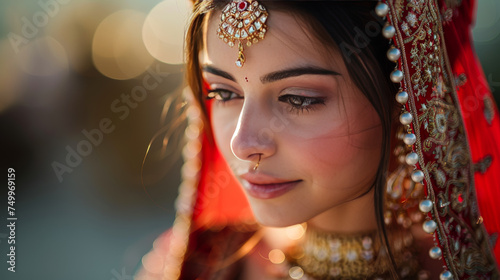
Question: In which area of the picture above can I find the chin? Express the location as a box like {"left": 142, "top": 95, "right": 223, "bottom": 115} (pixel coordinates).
{"left": 251, "top": 205, "right": 310, "bottom": 228}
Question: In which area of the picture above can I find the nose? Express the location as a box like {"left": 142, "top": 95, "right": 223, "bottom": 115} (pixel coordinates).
{"left": 230, "top": 100, "right": 277, "bottom": 164}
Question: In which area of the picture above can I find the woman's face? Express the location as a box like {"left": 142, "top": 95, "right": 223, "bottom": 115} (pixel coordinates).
{"left": 201, "top": 10, "right": 383, "bottom": 227}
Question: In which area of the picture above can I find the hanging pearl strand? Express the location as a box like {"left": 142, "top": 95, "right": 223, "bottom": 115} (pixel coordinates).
{"left": 375, "top": 1, "right": 452, "bottom": 279}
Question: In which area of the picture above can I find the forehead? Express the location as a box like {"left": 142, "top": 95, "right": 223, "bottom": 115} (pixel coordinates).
{"left": 202, "top": 9, "right": 343, "bottom": 74}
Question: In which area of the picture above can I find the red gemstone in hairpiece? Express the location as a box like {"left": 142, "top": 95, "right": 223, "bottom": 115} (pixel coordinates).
{"left": 237, "top": 1, "right": 248, "bottom": 11}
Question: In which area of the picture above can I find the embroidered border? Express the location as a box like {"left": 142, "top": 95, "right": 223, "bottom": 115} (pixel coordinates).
{"left": 387, "top": 0, "right": 498, "bottom": 278}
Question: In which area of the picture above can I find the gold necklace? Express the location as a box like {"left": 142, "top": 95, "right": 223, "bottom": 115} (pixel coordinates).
{"left": 280, "top": 226, "right": 425, "bottom": 280}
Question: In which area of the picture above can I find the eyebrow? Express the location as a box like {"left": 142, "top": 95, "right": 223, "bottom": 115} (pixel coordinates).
{"left": 203, "top": 65, "right": 236, "bottom": 82}
{"left": 260, "top": 66, "right": 340, "bottom": 84}
{"left": 202, "top": 65, "right": 340, "bottom": 84}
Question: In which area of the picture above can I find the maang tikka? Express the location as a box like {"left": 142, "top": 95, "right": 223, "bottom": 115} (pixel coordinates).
{"left": 217, "top": 0, "right": 269, "bottom": 67}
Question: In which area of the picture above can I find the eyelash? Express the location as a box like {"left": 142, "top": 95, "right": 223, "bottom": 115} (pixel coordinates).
{"left": 278, "top": 94, "right": 326, "bottom": 114}
{"left": 206, "top": 89, "right": 242, "bottom": 103}
{"left": 206, "top": 89, "right": 326, "bottom": 114}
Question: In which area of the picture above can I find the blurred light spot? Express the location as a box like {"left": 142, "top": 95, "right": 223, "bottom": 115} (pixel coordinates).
{"left": 185, "top": 123, "right": 200, "bottom": 140}
{"left": 47, "top": 2, "right": 116, "bottom": 73}
{"left": 473, "top": 0, "right": 500, "bottom": 42}
{"left": 92, "top": 10, "right": 154, "bottom": 80}
{"left": 269, "top": 249, "right": 286, "bottom": 264}
{"left": 0, "top": 40, "right": 21, "bottom": 112}
{"left": 186, "top": 139, "right": 202, "bottom": 155}
{"left": 143, "top": 0, "right": 190, "bottom": 64}
{"left": 286, "top": 224, "right": 306, "bottom": 240}
{"left": 289, "top": 266, "right": 304, "bottom": 279}
{"left": 186, "top": 104, "right": 201, "bottom": 119}
{"left": 141, "top": 251, "right": 164, "bottom": 274}
{"left": 16, "top": 36, "right": 68, "bottom": 76}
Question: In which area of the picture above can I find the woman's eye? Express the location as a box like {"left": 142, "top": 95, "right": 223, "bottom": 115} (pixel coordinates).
{"left": 207, "top": 90, "right": 242, "bottom": 102}
{"left": 278, "top": 94, "right": 325, "bottom": 113}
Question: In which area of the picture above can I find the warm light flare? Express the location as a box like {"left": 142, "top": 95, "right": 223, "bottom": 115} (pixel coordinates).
{"left": 92, "top": 10, "right": 154, "bottom": 80}
{"left": 142, "top": 0, "right": 190, "bottom": 65}
{"left": 268, "top": 249, "right": 286, "bottom": 264}
{"left": 285, "top": 224, "right": 306, "bottom": 240}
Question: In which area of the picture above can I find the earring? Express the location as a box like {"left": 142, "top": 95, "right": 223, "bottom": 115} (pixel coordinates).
{"left": 385, "top": 127, "right": 425, "bottom": 228}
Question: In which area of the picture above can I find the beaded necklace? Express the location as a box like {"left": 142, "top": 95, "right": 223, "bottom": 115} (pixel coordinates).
{"left": 268, "top": 226, "right": 429, "bottom": 280}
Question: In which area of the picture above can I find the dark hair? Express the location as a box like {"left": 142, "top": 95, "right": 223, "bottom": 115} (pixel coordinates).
{"left": 186, "top": 0, "right": 399, "bottom": 277}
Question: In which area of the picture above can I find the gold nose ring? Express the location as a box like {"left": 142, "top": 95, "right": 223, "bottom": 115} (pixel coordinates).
{"left": 253, "top": 154, "right": 262, "bottom": 171}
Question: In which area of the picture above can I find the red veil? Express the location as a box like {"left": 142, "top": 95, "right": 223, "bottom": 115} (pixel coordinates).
{"left": 443, "top": 0, "right": 500, "bottom": 263}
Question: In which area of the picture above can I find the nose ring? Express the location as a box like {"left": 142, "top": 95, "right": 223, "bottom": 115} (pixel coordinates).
{"left": 253, "top": 154, "right": 262, "bottom": 171}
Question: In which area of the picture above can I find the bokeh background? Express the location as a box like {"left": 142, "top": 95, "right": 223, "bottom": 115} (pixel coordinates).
{"left": 0, "top": 0, "right": 499, "bottom": 279}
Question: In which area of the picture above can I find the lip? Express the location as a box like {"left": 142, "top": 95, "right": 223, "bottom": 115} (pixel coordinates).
{"left": 240, "top": 173, "right": 301, "bottom": 199}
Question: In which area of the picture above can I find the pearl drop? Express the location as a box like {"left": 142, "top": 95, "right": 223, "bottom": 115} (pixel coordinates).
{"left": 439, "top": 270, "right": 453, "bottom": 280}
{"left": 375, "top": 3, "right": 389, "bottom": 17}
{"left": 419, "top": 199, "right": 433, "bottom": 213}
{"left": 423, "top": 220, "right": 437, "bottom": 234}
{"left": 403, "top": 133, "right": 416, "bottom": 145}
{"left": 383, "top": 25, "right": 396, "bottom": 38}
{"left": 429, "top": 246, "right": 442, "bottom": 259}
{"left": 395, "top": 91, "right": 409, "bottom": 104}
{"left": 405, "top": 152, "right": 419, "bottom": 165}
{"left": 411, "top": 170, "right": 424, "bottom": 183}
{"left": 387, "top": 47, "right": 401, "bottom": 62}
{"left": 400, "top": 112, "right": 413, "bottom": 125}
{"left": 390, "top": 70, "right": 404, "bottom": 83}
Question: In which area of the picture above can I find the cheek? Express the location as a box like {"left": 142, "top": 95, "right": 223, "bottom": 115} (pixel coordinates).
{"left": 292, "top": 110, "right": 383, "bottom": 188}
{"left": 298, "top": 135, "right": 377, "bottom": 178}
{"left": 307, "top": 127, "right": 382, "bottom": 168}
{"left": 312, "top": 93, "right": 382, "bottom": 173}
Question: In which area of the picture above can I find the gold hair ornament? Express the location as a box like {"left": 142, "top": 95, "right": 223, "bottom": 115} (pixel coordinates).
{"left": 217, "top": 0, "right": 269, "bottom": 67}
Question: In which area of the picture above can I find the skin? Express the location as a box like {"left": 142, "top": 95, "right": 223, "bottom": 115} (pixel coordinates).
{"left": 201, "top": 10, "right": 383, "bottom": 233}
